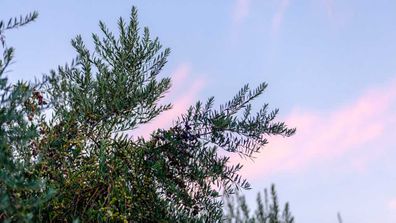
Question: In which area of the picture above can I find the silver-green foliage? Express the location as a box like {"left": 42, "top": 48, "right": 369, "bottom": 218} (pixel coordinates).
{"left": 224, "top": 184, "right": 294, "bottom": 223}
{"left": 1, "top": 7, "right": 295, "bottom": 222}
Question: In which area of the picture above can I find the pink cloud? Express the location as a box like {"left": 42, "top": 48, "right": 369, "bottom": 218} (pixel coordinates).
{"left": 271, "top": 0, "right": 290, "bottom": 37}
{"left": 170, "top": 64, "right": 189, "bottom": 89}
{"left": 237, "top": 79, "right": 396, "bottom": 179}
{"left": 323, "top": 0, "right": 335, "bottom": 19}
{"left": 388, "top": 198, "right": 396, "bottom": 210}
{"left": 232, "top": 0, "right": 251, "bottom": 26}
{"left": 130, "top": 64, "right": 206, "bottom": 139}
{"left": 388, "top": 198, "right": 396, "bottom": 222}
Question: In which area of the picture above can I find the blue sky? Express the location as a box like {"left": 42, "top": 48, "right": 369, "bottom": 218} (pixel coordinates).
{"left": 2, "top": 1, "right": 396, "bottom": 222}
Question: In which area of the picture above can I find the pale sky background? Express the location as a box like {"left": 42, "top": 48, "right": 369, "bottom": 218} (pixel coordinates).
{"left": 2, "top": 1, "right": 396, "bottom": 222}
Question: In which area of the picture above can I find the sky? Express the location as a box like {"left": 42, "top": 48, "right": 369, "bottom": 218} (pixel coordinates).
{"left": 2, "top": 1, "right": 396, "bottom": 222}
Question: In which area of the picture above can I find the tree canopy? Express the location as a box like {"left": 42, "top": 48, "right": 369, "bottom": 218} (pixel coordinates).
{"left": 0, "top": 7, "right": 295, "bottom": 222}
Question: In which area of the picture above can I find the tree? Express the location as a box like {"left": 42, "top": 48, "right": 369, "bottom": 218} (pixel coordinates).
{"left": 1, "top": 7, "right": 295, "bottom": 222}
{"left": 0, "top": 12, "right": 56, "bottom": 223}
{"left": 224, "top": 184, "right": 294, "bottom": 223}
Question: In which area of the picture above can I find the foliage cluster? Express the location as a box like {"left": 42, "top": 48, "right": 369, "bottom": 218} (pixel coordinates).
{"left": 224, "top": 184, "right": 294, "bottom": 223}
{"left": 0, "top": 7, "right": 295, "bottom": 222}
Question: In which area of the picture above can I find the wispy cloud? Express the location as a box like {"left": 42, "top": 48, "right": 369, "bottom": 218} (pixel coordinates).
{"left": 323, "top": 0, "right": 335, "bottom": 19}
{"left": 229, "top": 0, "right": 251, "bottom": 43}
{"left": 321, "top": 0, "right": 351, "bottom": 30}
{"left": 232, "top": 0, "right": 251, "bottom": 26}
{"left": 130, "top": 64, "right": 206, "bottom": 139}
{"left": 271, "top": 0, "right": 290, "bottom": 37}
{"left": 238, "top": 79, "right": 396, "bottom": 179}
{"left": 388, "top": 198, "right": 396, "bottom": 210}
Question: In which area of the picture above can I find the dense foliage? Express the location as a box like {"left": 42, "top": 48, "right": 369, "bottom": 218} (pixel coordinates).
{"left": 0, "top": 12, "right": 56, "bottom": 223}
{"left": 224, "top": 184, "right": 294, "bottom": 223}
{"left": 0, "top": 7, "right": 295, "bottom": 222}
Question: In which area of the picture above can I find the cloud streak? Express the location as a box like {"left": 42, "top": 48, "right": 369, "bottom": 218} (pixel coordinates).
{"left": 323, "top": 0, "right": 335, "bottom": 19}
{"left": 238, "top": 79, "right": 396, "bottom": 179}
{"left": 388, "top": 198, "right": 396, "bottom": 210}
{"left": 232, "top": 0, "right": 251, "bottom": 26}
{"left": 271, "top": 0, "right": 290, "bottom": 37}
